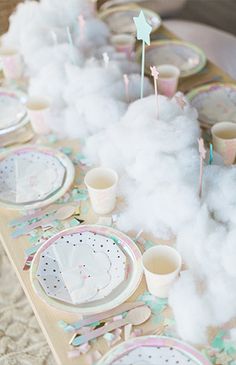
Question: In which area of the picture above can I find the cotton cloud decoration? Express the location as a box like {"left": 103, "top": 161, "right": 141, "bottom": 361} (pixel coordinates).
{"left": 85, "top": 94, "right": 236, "bottom": 344}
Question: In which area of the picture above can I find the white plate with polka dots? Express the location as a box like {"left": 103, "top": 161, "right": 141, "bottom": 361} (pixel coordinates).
{"left": 0, "top": 145, "right": 75, "bottom": 210}
{"left": 30, "top": 225, "right": 143, "bottom": 315}
{"left": 97, "top": 336, "right": 212, "bottom": 365}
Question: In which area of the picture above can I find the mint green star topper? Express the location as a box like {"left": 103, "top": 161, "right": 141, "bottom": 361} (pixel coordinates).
{"left": 133, "top": 10, "right": 152, "bottom": 45}
{"left": 133, "top": 10, "right": 152, "bottom": 98}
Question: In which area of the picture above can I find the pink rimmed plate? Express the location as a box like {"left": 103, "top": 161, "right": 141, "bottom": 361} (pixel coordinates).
{"left": 0, "top": 145, "right": 74, "bottom": 210}
{"left": 139, "top": 40, "right": 206, "bottom": 78}
{"left": 187, "top": 83, "right": 236, "bottom": 128}
{"left": 30, "top": 225, "right": 143, "bottom": 315}
{"left": 99, "top": 5, "right": 161, "bottom": 35}
{"left": 97, "top": 336, "right": 212, "bottom": 365}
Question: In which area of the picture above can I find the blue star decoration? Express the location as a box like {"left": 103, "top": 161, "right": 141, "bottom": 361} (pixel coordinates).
{"left": 133, "top": 10, "right": 152, "bottom": 45}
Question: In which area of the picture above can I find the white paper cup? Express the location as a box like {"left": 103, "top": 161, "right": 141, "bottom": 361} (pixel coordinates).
{"left": 84, "top": 167, "right": 118, "bottom": 215}
{"left": 26, "top": 97, "right": 51, "bottom": 135}
{"left": 211, "top": 121, "right": 236, "bottom": 165}
{"left": 157, "top": 64, "right": 180, "bottom": 98}
{"left": 110, "top": 34, "right": 135, "bottom": 59}
{"left": 142, "top": 245, "right": 182, "bottom": 298}
{"left": 0, "top": 47, "right": 24, "bottom": 80}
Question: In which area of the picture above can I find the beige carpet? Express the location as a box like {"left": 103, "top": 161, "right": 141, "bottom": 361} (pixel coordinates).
{"left": 0, "top": 243, "right": 55, "bottom": 365}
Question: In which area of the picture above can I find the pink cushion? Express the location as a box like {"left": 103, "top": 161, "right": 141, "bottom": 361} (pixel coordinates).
{"left": 164, "top": 20, "right": 236, "bottom": 80}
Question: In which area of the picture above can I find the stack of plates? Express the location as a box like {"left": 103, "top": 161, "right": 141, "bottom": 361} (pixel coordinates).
{"left": 0, "top": 88, "right": 28, "bottom": 134}
{"left": 30, "top": 225, "right": 143, "bottom": 315}
{"left": 0, "top": 145, "right": 75, "bottom": 210}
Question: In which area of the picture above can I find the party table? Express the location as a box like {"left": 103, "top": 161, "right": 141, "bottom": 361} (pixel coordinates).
{"left": 0, "top": 25, "right": 235, "bottom": 365}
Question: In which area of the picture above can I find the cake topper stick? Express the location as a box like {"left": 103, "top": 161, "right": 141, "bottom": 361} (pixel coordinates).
{"left": 103, "top": 52, "right": 109, "bottom": 68}
{"left": 78, "top": 15, "right": 85, "bottom": 43}
{"left": 150, "top": 65, "right": 159, "bottom": 118}
{"left": 198, "top": 138, "right": 206, "bottom": 198}
{"left": 66, "top": 26, "right": 76, "bottom": 64}
{"left": 123, "top": 74, "right": 130, "bottom": 103}
{"left": 133, "top": 10, "right": 152, "bottom": 98}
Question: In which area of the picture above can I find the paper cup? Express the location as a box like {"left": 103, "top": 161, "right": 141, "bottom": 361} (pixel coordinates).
{"left": 110, "top": 34, "right": 135, "bottom": 59}
{"left": 26, "top": 97, "right": 51, "bottom": 135}
{"left": 84, "top": 167, "right": 118, "bottom": 215}
{"left": 0, "top": 47, "right": 24, "bottom": 80}
{"left": 211, "top": 122, "right": 236, "bottom": 165}
{"left": 142, "top": 245, "right": 182, "bottom": 298}
{"left": 157, "top": 64, "right": 180, "bottom": 97}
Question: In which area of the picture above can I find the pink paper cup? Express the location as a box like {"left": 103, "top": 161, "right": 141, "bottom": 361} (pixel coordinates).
{"left": 211, "top": 121, "right": 236, "bottom": 165}
{"left": 157, "top": 64, "right": 180, "bottom": 98}
{"left": 142, "top": 245, "right": 182, "bottom": 298}
{"left": 0, "top": 47, "right": 24, "bottom": 80}
{"left": 84, "top": 167, "right": 118, "bottom": 215}
{"left": 26, "top": 97, "right": 51, "bottom": 135}
{"left": 111, "top": 34, "right": 135, "bottom": 59}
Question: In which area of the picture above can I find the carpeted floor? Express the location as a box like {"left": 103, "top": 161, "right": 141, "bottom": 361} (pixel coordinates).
{"left": 0, "top": 243, "right": 55, "bottom": 365}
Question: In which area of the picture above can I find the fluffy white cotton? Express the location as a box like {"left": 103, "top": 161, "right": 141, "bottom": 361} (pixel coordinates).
{"left": 84, "top": 95, "right": 200, "bottom": 238}
{"left": 63, "top": 95, "right": 126, "bottom": 139}
{"left": 170, "top": 201, "right": 236, "bottom": 343}
{"left": 169, "top": 271, "right": 213, "bottom": 344}
{"left": 85, "top": 93, "right": 236, "bottom": 342}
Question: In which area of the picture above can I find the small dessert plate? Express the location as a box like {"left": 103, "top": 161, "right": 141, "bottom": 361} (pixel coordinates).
{"left": 139, "top": 40, "right": 206, "bottom": 78}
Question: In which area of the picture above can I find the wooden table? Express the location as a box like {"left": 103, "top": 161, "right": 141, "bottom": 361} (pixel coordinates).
{"left": 0, "top": 25, "right": 235, "bottom": 365}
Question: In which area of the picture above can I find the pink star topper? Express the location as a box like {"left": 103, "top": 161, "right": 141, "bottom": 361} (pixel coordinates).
{"left": 175, "top": 92, "right": 187, "bottom": 110}
{"left": 150, "top": 65, "right": 159, "bottom": 118}
{"left": 150, "top": 65, "right": 159, "bottom": 80}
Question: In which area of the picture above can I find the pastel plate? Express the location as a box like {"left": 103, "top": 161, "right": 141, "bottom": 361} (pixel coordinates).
{"left": 99, "top": 5, "right": 161, "bottom": 35}
{"left": 30, "top": 225, "right": 143, "bottom": 315}
{"left": 187, "top": 83, "right": 236, "bottom": 128}
{"left": 0, "top": 145, "right": 75, "bottom": 210}
{"left": 0, "top": 88, "right": 28, "bottom": 135}
{"left": 139, "top": 40, "right": 206, "bottom": 78}
{"left": 96, "top": 336, "right": 212, "bottom": 365}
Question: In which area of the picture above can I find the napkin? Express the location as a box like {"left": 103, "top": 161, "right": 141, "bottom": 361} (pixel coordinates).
{"left": 52, "top": 244, "right": 111, "bottom": 304}
{"left": 15, "top": 157, "right": 59, "bottom": 203}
